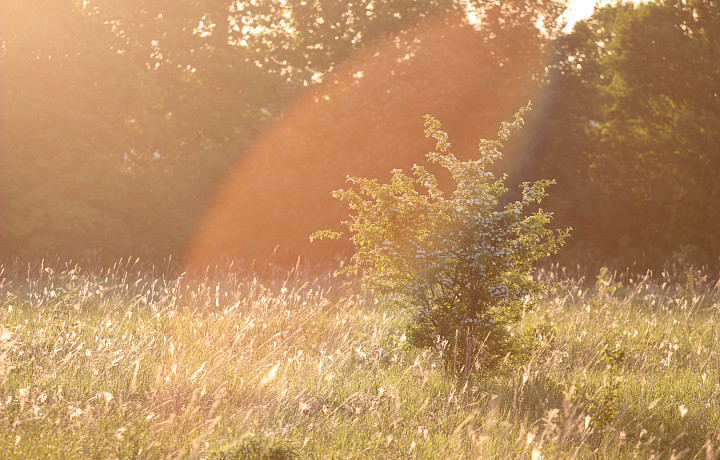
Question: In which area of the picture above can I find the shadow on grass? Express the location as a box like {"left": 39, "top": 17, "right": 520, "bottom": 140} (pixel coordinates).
{"left": 205, "top": 435, "right": 297, "bottom": 460}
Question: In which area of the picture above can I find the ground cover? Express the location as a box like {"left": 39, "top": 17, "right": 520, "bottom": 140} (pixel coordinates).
{"left": 0, "top": 260, "right": 718, "bottom": 458}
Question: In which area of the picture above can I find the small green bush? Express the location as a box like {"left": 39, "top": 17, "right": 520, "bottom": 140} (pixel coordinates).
{"left": 313, "top": 104, "right": 568, "bottom": 377}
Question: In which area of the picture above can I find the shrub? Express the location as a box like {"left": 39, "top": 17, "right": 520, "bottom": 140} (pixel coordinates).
{"left": 312, "top": 104, "right": 568, "bottom": 377}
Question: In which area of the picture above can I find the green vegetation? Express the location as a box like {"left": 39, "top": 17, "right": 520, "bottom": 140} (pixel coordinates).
{"left": 3, "top": 0, "right": 719, "bottom": 454}
{"left": 0, "top": 0, "right": 561, "bottom": 263}
{"left": 1, "top": 260, "right": 718, "bottom": 458}
{"left": 9, "top": 0, "right": 720, "bottom": 270}
{"left": 314, "top": 107, "right": 568, "bottom": 377}
{"left": 527, "top": 0, "right": 720, "bottom": 268}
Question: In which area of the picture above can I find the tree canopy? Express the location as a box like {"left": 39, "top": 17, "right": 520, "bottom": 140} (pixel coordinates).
{"left": 2, "top": 0, "right": 719, "bottom": 270}
{"left": 526, "top": 0, "right": 720, "bottom": 268}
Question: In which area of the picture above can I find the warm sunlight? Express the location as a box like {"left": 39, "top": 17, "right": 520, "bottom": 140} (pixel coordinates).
{"left": 3, "top": 0, "right": 720, "bottom": 456}
{"left": 563, "top": 0, "right": 645, "bottom": 30}
{"left": 563, "top": 0, "right": 605, "bottom": 28}
{"left": 184, "top": 12, "right": 546, "bottom": 269}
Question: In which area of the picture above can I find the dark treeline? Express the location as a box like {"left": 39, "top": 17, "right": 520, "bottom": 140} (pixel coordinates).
{"left": 528, "top": 0, "right": 720, "bottom": 270}
{"left": 1, "top": 0, "right": 718, "bottom": 271}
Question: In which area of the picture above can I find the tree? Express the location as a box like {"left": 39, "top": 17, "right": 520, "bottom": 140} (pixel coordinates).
{"left": 592, "top": 0, "right": 720, "bottom": 265}
{"left": 0, "top": 0, "right": 285, "bottom": 260}
{"left": 1, "top": 0, "right": 570, "bottom": 264}
{"left": 526, "top": 0, "right": 720, "bottom": 268}
{"left": 0, "top": 0, "right": 139, "bottom": 257}
{"left": 519, "top": 12, "right": 618, "bottom": 267}
{"left": 185, "top": 1, "right": 569, "bottom": 267}
{"left": 82, "top": 0, "right": 290, "bottom": 256}
{"left": 313, "top": 106, "right": 568, "bottom": 377}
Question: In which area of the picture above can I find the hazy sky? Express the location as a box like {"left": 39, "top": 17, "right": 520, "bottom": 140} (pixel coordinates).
{"left": 566, "top": 0, "right": 603, "bottom": 21}
{"left": 562, "top": 0, "right": 639, "bottom": 30}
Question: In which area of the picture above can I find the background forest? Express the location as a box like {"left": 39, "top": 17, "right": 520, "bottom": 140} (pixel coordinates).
{"left": 1, "top": 0, "right": 719, "bottom": 270}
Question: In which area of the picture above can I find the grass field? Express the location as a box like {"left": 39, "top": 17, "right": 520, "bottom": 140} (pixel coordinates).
{"left": 0, "top": 259, "right": 718, "bottom": 459}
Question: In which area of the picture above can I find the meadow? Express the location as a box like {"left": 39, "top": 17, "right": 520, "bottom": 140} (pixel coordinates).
{"left": 0, "top": 259, "right": 718, "bottom": 459}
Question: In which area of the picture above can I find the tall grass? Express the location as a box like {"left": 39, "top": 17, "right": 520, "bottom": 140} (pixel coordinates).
{"left": 0, "top": 259, "right": 718, "bottom": 458}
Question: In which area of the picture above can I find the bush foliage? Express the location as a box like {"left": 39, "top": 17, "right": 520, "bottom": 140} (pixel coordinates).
{"left": 313, "top": 105, "right": 569, "bottom": 377}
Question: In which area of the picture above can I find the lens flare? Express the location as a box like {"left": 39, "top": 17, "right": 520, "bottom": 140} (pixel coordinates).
{"left": 184, "top": 13, "right": 544, "bottom": 270}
